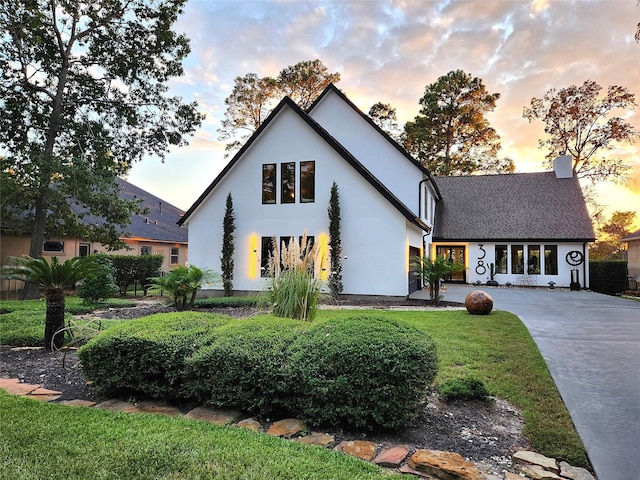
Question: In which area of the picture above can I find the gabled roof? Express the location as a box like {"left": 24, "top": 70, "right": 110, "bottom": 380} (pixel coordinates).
{"left": 116, "top": 178, "right": 187, "bottom": 243}
{"left": 178, "top": 93, "right": 431, "bottom": 231}
{"left": 432, "top": 172, "right": 595, "bottom": 242}
{"left": 621, "top": 228, "right": 640, "bottom": 242}
{"left": 308, "top": 84, "right": 442, "bottom": 200}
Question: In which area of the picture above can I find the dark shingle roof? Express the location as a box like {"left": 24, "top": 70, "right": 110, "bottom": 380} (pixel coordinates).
{"left": 432, "top": 172, "right": 595, "bottom": 242}
{"left": 621, "top": 228, "right": 640, "bottom": 242}
{"left": 117, "top": 178, "right": 187, "bottom": 243}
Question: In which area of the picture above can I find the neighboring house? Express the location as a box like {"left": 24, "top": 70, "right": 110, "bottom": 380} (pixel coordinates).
{"left": 1, "top": 178, "right": 188, "bottom": 293}
{"left": 621, "top": 228, "right": 640, "bottom": 281}
{"left": 179, "top": 85, "right": 594, "bottom": 298}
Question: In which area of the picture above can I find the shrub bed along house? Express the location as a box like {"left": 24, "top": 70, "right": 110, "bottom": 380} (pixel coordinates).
{"left": 79, "top": 313, "right": 438, "bottom": 430}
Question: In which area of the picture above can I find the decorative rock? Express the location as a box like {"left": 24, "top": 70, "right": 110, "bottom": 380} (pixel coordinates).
{"left": 236, "top": 418, "right": 263, "bottom": 432}
{"left": 59, "top": 399, "right": 98, "bottom": 407}
{"left": 519, "top": 464, "right": 561, "bottom": 479}
{"left": 1, "top": 381, "right": 40, "bottom": 396}
{"left": 336, "top": 440, "right": 377, "bottom": 462}
{"left": 399, "top": 464, "right": 431, "bottom": 478}
{"left": 185, "top": 406, "right": 242, "bottom": 425}
{"left": 95, "top": 399, "right": 139, "bottom": 413}
{"left": 504, "top": 473, "right": 522, "bottom": 480}
{"left": 297, "top": 432, "right": 335, "bottom": 446}
{"left": 559, "top": 461, "right": 596, "bottom": 480}
{"left": 135, "top": 400, "right": 182, "bottom": 417}
{"left": 513, "top": 451, "right": 558, "bottom": 472}
{"left": 464, "top": 290, "right": 493, "bottom": 315}
{"left": 409, "top": 449, "right": 482, "bottom": 480}
{"left": 372, "top": 444, "right": 410, "bottom": 468}
{"left": 267, "top": 418, "right": 306, "bottom": 437}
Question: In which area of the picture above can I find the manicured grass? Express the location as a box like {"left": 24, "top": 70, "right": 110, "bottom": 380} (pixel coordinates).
{"left": 0, "top": 297, "right": 134, "bottom": 346}
{"left": 316, "top": 309, "right": 588, "bottom": 467}
{"left": 0, "top": 300, "right": 589, "bottom": 469}
{"left": 0, "top": 391, "right": 402, "bottom": 480}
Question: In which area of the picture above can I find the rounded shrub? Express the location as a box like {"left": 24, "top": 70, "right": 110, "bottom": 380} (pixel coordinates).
{"left": 77, "top": 254, "right": 118, "bottom": 304}
{"left": 78, "top": 312, "right": 230, "bottom": 399}
{"left": 439, "top": 375, "right": 490, "bottom": 403}
{"left": 183, "top": 316, "right": 307, "bottom": 415}
{"left": 286, "top": 316, "right": 438, "bottom": 430}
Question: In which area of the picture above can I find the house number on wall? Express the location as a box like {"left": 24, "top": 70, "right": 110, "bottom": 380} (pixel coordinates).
{"left": 475, "top": 244, "right": 487, "bottom": 275}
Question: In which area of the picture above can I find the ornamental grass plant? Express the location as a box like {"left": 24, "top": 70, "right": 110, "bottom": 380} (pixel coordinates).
{"left": 262, "top": 233, "right": 322, "bottom": 321}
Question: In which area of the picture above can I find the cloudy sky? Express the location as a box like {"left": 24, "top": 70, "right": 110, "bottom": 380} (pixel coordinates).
{"left": 126, "top": 0, "right": 640, "bottom": 228}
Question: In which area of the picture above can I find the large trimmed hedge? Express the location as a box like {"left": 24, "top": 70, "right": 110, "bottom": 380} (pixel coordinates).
{"left": 589, "top": 260, "right": 628, "bottom": 295}
{"left": 79, "top": 314, "right": 438, "bottom": 430}
{"left": 78, "top": 312, "right": 229, "bottom": 399}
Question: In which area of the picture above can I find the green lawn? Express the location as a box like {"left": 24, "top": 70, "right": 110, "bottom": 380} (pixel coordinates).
{"left": 0, "top": 297, "right": 135, "bottom": 346}
{"left": 0, "top": 391, "right": 402, "bottom": 480}
{"left": 0, "top": 299, "right": 589, "bottom": 472}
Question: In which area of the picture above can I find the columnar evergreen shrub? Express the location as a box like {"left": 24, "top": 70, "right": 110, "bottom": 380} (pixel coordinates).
{"left": 78, "top": 312, "right": 229, "bottom": 399}
{"left": 286, "top": 316, "right": 438, "bottom": 430}
{"left": 327, "top": 181, "right": 343, "bottom": 298}
{"left": 221, "top": 192, "right": 235, "bottom": 296}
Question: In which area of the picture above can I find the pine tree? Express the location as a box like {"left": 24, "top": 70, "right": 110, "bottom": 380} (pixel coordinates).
{"left": 221, "top": 193, "right": 235, "bottom": 296}
{"left": 327, "top": 182, "right": 343, "bottom": 299}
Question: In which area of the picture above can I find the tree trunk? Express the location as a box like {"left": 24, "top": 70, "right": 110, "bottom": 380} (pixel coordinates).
{"left": 44, "top": 288, "right": 66, "bottom": 351}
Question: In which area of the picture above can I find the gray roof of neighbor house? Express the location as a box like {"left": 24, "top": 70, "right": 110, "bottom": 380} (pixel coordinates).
{"left": 432, "top": 172, "right": 595, "bottom": 242}
{"left": 116, "top": 178, "right": 187, "bottom": 243}
{"left": 621, "top": 228, "right": 640, "bottom": 242}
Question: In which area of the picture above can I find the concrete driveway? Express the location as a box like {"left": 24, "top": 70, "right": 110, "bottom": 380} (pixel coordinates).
{"left": 436, "top": 285, "right": 640, "bottom": 480}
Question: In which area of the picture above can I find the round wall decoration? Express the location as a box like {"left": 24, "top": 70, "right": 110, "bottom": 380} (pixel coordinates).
{"left": 565, "top": 251, "right": 584, "bottom": 266}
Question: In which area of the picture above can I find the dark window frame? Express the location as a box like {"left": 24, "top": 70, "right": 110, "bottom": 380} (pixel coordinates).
{"left": 544, "top": 245, "right": 558, "bottom": 275}
{"left": 495, "top": 245, "right": 508, "bottom": 274}
{"left": 300, "top": 160, "right": 315, "bottom": 203}
{"left": 43, "top": 241, "right": 64, "bottom": 252}
{"left": 170, "top": 247, "right": 179, "bottom": 265}
{"left": 262, "top": 163, "right": 276, "bottom": 204}
{"left": 511, "top": 245, "right": 524, "bottom": 274}
{"left": 281, "top": 162, "right": 296, "bottom": 204}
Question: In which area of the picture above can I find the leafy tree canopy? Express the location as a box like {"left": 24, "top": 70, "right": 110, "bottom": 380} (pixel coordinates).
{"left": 218, "top": 59, "right": 340, "bottom": 156}
{"left": 0, "top": 0, "right": 203, "bottom": 256}
{"left": 403, "top": 69, "right": 514, "bottom": 176}
{"left": 589, "top": 210, "right": 637, "bottom": 260}
{"left": 368, "top": 101, "right": 401, "bottom": 141}
{"left": 523, "top": 80, "right": 638, "bottom": 182}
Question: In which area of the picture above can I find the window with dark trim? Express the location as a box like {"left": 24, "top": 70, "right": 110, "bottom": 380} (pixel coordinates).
{"left": 528, "top": 245, "right": 541, "bottom": 274}
{"left": 495, "top": 245, "right": 508, "bottom": 274}
{"left": 300, "top": 161, "right": 315, "bottom": 203}
{"left": 170, "top": 247, "right": 179, "bottom": 265}
{"left": 281, "top": 162, "right": 296, "bottom": 203}
{"left": 261, "top": 237, "right": 274, "bottom": 277}
{"left": 140, "top": 246, "right": 152, "bottom": 255}
{"left": 544, "top": 245, "right": 558, "bottom": 275}
{"left": 511, "top": 245, "right": 524, "bottom": 274}
{"left": 43, "top": 241, "right": 64, "bottom": 252}
{"left": 262, "top": 164, "right": 276, "bottom": 204}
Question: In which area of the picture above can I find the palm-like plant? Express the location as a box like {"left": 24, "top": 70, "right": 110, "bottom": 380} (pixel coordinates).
{"left": 412, "top": 255, "right": 465, "bottom": 306}
{"left": 3, "top": 256, "right": 99, "bottom": 350}
{"left": 148, "top": 265, "right": 219, "bottom": 311}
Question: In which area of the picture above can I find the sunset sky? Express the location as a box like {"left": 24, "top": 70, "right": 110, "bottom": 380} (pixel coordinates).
{"left": 126, "top": 0, "right": 640, "bottom": 229}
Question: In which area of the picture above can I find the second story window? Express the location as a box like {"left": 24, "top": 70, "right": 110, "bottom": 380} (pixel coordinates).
{"left": 262, "top": 163, "right": 276, "bottom": 204}
{"left": 281, "top": 162, "right": 296, "bottom": 203}
{"left": 300, "top": 161, "right": 315, "bottom": 203}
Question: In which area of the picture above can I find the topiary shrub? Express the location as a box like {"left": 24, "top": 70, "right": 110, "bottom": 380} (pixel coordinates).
{"left": 286, "top": 316, "right": 438, "bottom": 430}
{"left": 183, "top": 316, "right": 306, "bottom": 415}
{"left": 78, "top": 312, "right": 229, "bottom": 399}
{"left": 439, "top": 375, "right": 490, "bottom": 403}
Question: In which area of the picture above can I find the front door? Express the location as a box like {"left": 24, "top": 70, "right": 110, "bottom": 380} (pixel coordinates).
{"left": 436, "top": 246, "right": 466, "bottom": 283}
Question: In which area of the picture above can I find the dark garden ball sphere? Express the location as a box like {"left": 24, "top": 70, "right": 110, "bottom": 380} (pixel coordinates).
{"left": 464, "top": 290, "right": 494, "bottom": 315}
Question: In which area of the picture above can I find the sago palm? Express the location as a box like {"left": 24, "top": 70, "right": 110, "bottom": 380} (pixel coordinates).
{"left": 4, "top": 256, "right": 98, "bottom": 350}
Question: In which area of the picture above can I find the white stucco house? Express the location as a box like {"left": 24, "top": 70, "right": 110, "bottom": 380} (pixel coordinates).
{"left": 179, "top": 85, "right": 595, "bottom": 297}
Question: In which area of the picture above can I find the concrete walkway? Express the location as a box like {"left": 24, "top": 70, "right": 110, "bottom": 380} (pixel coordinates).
{"left": 427, "top": 285, "right": 640, "bottom": 480}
